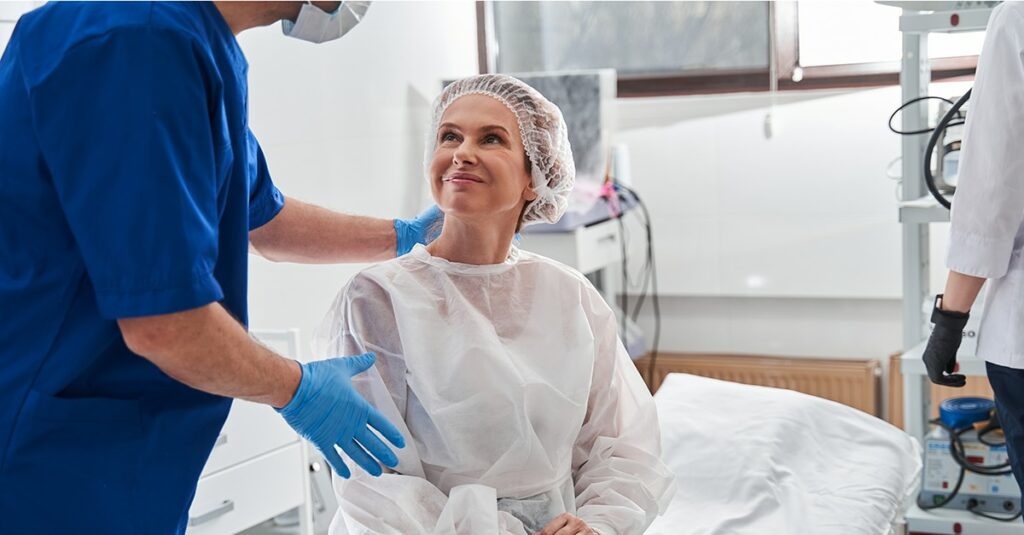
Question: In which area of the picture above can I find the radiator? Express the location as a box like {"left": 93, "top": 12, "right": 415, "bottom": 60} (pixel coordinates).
{"left": 634, "top": 353, "right": 882, "bottom": 417}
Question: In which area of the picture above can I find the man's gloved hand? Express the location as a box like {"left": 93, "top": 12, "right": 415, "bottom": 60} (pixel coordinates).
{"left": 277, "top": 353, "right": 404, "bottom": 478}
{"left": 394, "top": 205, "right": 443, "bottom": 257}
{"left": 922, "top": 295, "right": 969, "bottom": 388}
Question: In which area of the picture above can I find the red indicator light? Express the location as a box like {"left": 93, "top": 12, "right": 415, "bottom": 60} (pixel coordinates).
{"left": 951, "top": 13, "right": 960, "bottom": 26}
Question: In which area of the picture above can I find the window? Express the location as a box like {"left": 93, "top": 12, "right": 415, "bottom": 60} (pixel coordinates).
{"left": 491, "top": 2, "right": 770, "bottom": 75}
{"left": 478, "top": 0, "right": 983, "bottom": 97}
{"left": 798, "top": 1, "right": 984, "bottom": 67}
{"left": 483, "top": 1, "right": 776, "bottom": 96}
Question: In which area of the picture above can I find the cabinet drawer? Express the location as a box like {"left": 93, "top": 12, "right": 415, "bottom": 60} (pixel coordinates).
{"left": 521, "top": 218, "right": 622, "bottom": 274}
{"left": 187, "top": 443, "right": 305, "bottom": 535}
{"left": 575, "top": 218, "right": 622, "bottom": 274}
{"left": 202, "top": 399, "right": 297, "bottom": 476}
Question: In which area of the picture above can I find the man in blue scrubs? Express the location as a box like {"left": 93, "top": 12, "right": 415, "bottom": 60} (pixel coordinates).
{"left": 0, "top": 2, "right": 437, "bottom": 532}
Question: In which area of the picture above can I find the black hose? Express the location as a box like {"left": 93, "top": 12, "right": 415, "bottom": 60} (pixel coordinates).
{"left": 889, "top": 95, "right": 958, "bottom": 135}
{"left": 923, "top": 89, "right": 971, "bottom": 210}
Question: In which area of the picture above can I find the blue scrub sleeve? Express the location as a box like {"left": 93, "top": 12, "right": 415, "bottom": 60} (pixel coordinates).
{"left": 247, "top": 130, "right": 285, "bottom": 231}
{"left": 26, "top": 27, "right": 224, "bottom": 319}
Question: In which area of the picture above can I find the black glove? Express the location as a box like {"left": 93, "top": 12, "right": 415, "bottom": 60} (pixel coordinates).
{"left": 922, "top": 294, "right": 969, "bottom": 387}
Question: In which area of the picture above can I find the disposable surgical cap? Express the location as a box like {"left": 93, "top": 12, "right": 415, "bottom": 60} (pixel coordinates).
{"left": 425, "top": 74, "right": 576, "bottom": 227}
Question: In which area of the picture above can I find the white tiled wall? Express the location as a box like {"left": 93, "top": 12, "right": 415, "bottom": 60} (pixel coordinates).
{"left": 632, "top": 295, "right": 902, "bottom": 359}
{"left": 616, "top": 82, "right": 971, "bottom": 299}
{"left": 618, "top": 81, "right": 969, "bottom": 361}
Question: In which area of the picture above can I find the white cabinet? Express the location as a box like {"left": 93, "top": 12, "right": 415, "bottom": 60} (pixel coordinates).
{"left": 189, "top": 443, "right": 306, "bottom": 535}
{"left": 201, "top": 399, "right": 297, "bottom": 477}
{"left": 187, "top": 329, "right": 313, "bottom": 535}
{"left": 522, "top": 217, "right": 622, "bottom": 276}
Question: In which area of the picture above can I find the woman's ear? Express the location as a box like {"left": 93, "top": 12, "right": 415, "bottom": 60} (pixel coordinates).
{"left": 522, "top": 186, "right": 539, "bottom": 202}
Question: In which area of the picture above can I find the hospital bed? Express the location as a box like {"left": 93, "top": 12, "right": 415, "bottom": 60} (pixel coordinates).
{"left": 649, "top": 373, "right": 922, "bottom": 535}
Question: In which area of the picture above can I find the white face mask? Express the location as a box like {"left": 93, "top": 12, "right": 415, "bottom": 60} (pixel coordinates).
{"left": 282, "top": 1, "right": 371, "bottom": 44}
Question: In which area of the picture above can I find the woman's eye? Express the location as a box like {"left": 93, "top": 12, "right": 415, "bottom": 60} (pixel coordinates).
{"left": 484, "top": 134, "right": 502, "bottom": 144}
{"left": 441, "top": 132, "right": 458, "bottom": 142}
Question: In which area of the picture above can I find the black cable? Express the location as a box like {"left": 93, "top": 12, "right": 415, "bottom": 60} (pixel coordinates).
{"left": 889, "top": 95, "right": 958, "bottom": 135}
{"left": 615, "top": 184, "right": 660, "bottom": 389}
{"left": 978, "top": 430, "right": 1006, "bottom": 448}
{"left": 978, "top": 411, "right": 1007, "bottom": 448}
{"left": 614, "top": 187, "right": 653, "bottom": 323}
{"left": 919, "top": 417, "right": 1018, "bottom": 516}
{"left": 923, "top": 89, "right": 971, "bottom": 210}
{"left": 618, "top": 212, "right": 649, "bottom": 290}
{"left": 968, "top": 504, "right": 1024, "bottom": 522}
{"left": 919, "top": 464, "right": 966, "bottom": 510}
{"left": 605, "top": 191, "right": 645, "bottom": 362}
{"left": 939, "top": 419, "right": 1012, "bottom": 476}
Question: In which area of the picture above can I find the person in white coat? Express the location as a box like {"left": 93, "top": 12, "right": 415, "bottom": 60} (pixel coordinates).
{"left": 922, "top": 1, "right": 1024, "bottom": 497}
{"left": 317, "top": 74, "right": 675, "bottom": 535}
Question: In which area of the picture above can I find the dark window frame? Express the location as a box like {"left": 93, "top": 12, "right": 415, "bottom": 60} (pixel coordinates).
{"left": 475, "top": 1, "right": 978, "bottom": 98}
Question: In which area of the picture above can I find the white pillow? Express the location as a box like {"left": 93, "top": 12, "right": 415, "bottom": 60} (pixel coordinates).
{"left": 647, "top": 373, "right": 921, "bottom": 535}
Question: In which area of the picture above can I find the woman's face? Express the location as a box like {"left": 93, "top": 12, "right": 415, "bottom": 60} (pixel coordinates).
{"left": 428, "top": 94, "right": 537, "bottom": 229}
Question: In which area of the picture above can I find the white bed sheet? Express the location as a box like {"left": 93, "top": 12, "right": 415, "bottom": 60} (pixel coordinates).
{"left": 647, "top": 373, "right": 921, "bottom": 535}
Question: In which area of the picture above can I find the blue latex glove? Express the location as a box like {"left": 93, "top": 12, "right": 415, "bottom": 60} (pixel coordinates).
{"left": 394, "top": 205, "right": 443, "bottom": 256}
{"left": 277, "top": 353, "right": 405, "bottom": 478}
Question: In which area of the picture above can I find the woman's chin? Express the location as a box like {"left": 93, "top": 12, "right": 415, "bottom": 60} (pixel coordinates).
{"left": 438, "top": 206, "right": 484, "bottom": 222}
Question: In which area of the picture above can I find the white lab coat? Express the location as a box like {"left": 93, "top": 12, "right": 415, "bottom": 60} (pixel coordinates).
{"left": 317, "top": 244, "right": 675, "bottom": 535}
{"left": 948, "top": 2, "right": 1024, "bottom": 369}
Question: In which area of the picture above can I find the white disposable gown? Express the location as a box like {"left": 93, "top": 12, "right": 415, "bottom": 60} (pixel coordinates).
{"left": 316, "top": 244, "right": 675, "bottom": 535}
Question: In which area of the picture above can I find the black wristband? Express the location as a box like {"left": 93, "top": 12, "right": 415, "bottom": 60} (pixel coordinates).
{"left": 931, "top": 294, "right": 969, "bottom": 330}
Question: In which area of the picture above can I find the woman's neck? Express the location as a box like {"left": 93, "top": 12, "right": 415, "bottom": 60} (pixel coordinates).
{"left": 426, "top": 216, "right": 517, "bottom": 265}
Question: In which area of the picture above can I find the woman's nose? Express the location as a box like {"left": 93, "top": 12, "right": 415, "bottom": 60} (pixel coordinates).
{"left": 453, "top": 142, "right": 477, "bottom": 166}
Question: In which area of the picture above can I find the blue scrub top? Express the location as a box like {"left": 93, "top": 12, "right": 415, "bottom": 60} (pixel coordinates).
{"left": 0, "top": 2, "right": 284, "bottom": 532}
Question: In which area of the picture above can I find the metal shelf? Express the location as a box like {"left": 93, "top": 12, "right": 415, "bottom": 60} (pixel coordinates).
{"left": 904, "top": 503, "right": 1024, "bottom": 534}
{"left": 899, "top": 195, "right": 951, "bottom": 224}
{"left": 899, "top": 340, "right": 987, "bottom": 377}
{"left": 900, "top": 8, "right": 995, "bottom": 34}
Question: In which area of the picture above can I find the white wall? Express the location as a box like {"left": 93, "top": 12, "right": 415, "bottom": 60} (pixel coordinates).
{"left": 616, "top": 83, "right": 969, "bottom": 373}
{"left": 241, "top": 2, "right": 479, "bottom": 359}
{"left": 0, "top": 2, "right": 41, "bottom": 53}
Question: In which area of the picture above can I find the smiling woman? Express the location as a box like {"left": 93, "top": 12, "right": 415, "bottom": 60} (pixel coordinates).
{"left": 429, "top": 94, "right": 537, "bottom": 235}
{"left": 317, "top": 74, "right": 675, "bottom": 535}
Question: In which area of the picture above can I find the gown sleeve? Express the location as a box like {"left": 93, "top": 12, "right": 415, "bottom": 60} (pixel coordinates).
{"left": 315, "top": 273, "right": 529, "bottom": 535}
{"left": 571, "top": 281, "right": 677, "bottom": 535}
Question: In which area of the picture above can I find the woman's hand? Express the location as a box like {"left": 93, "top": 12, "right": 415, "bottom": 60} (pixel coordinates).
{"left": 532, "top": 513, "right": 598, "bottom": 535}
